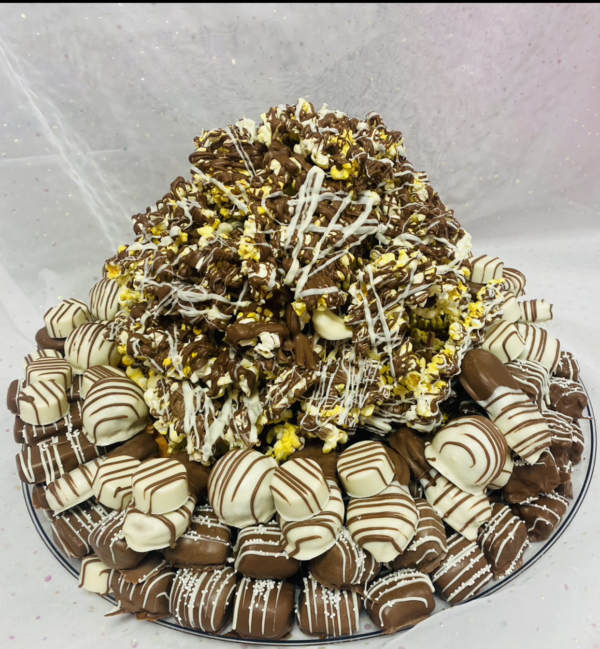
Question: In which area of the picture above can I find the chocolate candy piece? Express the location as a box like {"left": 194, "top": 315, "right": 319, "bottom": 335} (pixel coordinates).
{"left": 26, "top": 357, "right": 73, "bottom": 390}
{"left": 79, "top": 556, "right": 112, "bottom": 595}
{"left": 460, "top": 350, "right": 551, "bottom": 464}
{"left": 208, "top": 449, "right": 277, "bottom": 528}
{"left": 23, "top": 348, "right": 62, "bottom": 369}
{"left": 431, "top": 533, "right": 492, "bottom": 604}
{"left": 234, "top": 522, "right": 299, "bottom": 579}
{"left": 232, "top": 578, "right": 295, "bottom": 640}
{"left": 6, "top": 379, "right": 22, "bottom": 415}
{"left": 519, "top": 299, "right": 553, "bottom": 324}
{"left": 280, "top": 478, "right": 344, "bottom": 560}
{"left": 51, "top": 500, "right": 109, "bottom": 558}
{"left": 469, "top": 255, "right": 503, "bottom": 284}
{"left": 170, "top": 567, "right": 237, "bottom": 633}
{"left": 554, "top": 453, "right": 574, "bottom": 500}
{"left": 32, "top": 484, "right": 50, "bottom": 510}
{"left": 105, "top": 431, "right": 159, "bottom": 462}
{"left": 82, "top": 376, "right": 149, "bottom": 446}
{"left": 545, "top": 410, "right": 575, "bottom": 454}
{"left": 64, "top": 322, "right": 121, "bottom": 374}
{"left": 390, "top": 498, "right": 447, "bottom": 573}
{"left": 45, "top": 457, "right": 104, "bottom": 513}
{"left": 515, "top": 323, "right": 561, "bottom": 372}
{"left": 501, "top": 452, "right": 560, "bottom": 504}
{"left": 502, "top": 267, "right": 526, "bottom": 297}
{"left": 44, "top": 299, "right": 91, "bottom": 338}
{"left": 92, "top": 455, "right": 141, "bottom": 510}
{"left": 487, "top": 446, "right": 514, "bottom": 490}
{"left": 123, "top": 496, "right": 195, "bottom": 551}
{"left": 164, "top": 505, "right": 231, "bottom": 570}
{"left": 89, "top": 508, "right": 148, "bottom": 569}
{"left": 424, "top": 415, "right": 508, "bottom": 495}
{"left": 119, "top": 553, "right": 169, "bottom": 584}
{"left": 35, "top": 327, "right": 65, "bottom": 353}
{"left": 337, "top": 440, "right": 395, "bottom": 498}
{"left": 80, "top": 365, "right": 127, "bottom": 399}
{"left": 18, "top": 381, "right": 69, "bottom": 426}
{"left": 270, "top": 457, "right": 330, "bottom": 521}
{"left": 109, "top": 567, "right": 176, "bottom": 621}
{"left": 506, "top": 358, "right": 550, "bottom": 409}
{"left": 554, "top": 350, "right": 580, "bottom": 381}
{"left": 385, "top": 446, "right": 411, "bottom": 486}
{"left": 131, "top": 457, "right": 189, "bottom": 515}
{"left": 569, "top": 421, "right": 584, "bottom": 464}
{"left": 17, "top": 429, "right": 100, "bottom": 484}
{"left": 308, "top": 527, "right": 379, "bottom": 592}
{"left": 481, "top": 321, "right": 525, "bottom": 364}
{"left": 292, "top": 442, "right": 338, "bottom": 481}
{"left": 549, "top": 377, "right": 588, "bottom": 420}
{"left": 170, "top": 452, "right": 211, "bottom": 497}
{"left": 89, "top": 278, "right": 121, "bottom": 321}
{"left": 296, "top": 576, "right": 362, "bottom": 638}
{"left": 347, "top": 481, "right": 418, "bottom": 563}
{"left": 478, "top": 503, "right": 529, "bottom": 579}
{"left": 511, "top": 492, "right": 569, "bottom": 542}
{"left": 20, "top": 401, "right": 83, "bottom": 445}
{"left": 364, "top": 569, "right": 436, "bottom": 633}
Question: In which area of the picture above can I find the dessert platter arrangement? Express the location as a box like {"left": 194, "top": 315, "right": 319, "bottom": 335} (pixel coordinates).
{"left": 8, "top": 99, "right": 595, "bottom": 643}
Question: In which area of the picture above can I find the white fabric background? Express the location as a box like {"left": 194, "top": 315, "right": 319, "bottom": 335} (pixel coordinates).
{"left": 0, "top": 3, "right": 599, "bottom": 648}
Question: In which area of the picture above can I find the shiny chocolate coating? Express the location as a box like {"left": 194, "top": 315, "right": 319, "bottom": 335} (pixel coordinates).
{"left": 511, "top": 492, "right": 569, "bottom": 542}
{"left": 234, "top": 521, "right": 299, "bottom": 579}
{"left": 109, "top": 567, "right": 176, "bottom": 621}
{"left": 35, "top": 326, "right": 65, "bottom": 353}
{"left": 501, "top": 452, "right": 560, "bottom": 504}
{"left": 89, "top": 508, "right": 148, "bottom": 570}
{"left": 51, "top": 499, "right": 109, "bottom": 558}
{"left": 549, "top": 377, "right": 588, "bottom": 420}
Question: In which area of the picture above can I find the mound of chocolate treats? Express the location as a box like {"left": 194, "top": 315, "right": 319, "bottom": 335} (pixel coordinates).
{"left": 9, "top": 99, "right": 589, "bottom": 641}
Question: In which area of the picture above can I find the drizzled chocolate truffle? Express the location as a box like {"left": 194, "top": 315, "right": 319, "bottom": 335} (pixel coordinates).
{"left": 163, "top": 505, "right": 230, "bottom": 570}
{"left": 308, "top": 527, "right": 380, "bottom": 592}
{"left": 569, "top": 421, "right": 585, "bottom": 464}
{"left": 477, "top": 503, "right": 529, "bottom": 579}
{"left": 554, "top": 351, "right": 580, "bottom": 381}
{"left": 431, "top": 534, "right": 492, "bottom": 604}
{"left": 170, "top": 567, "right": 237, "bottom": 633}
{"left": 501, "top": 452, "right": 560, "bottom": 504}
{"left": 296, "top": 576, "right": 362, "bottom": 638}
{"left": 365, "top": 569, "right": 436, "bottom": 633}
{"left": 51, "top": 500, "right": 109, "bottom": 558}
{"left": 390, "top": 498, "right": 447, "bottom": 573}
{"left": 232, "top": 578, "right": 295, "bottom": 640}
{"left": 549, "top": 377, "right": 588, "bottom": 420}
{"left": 234, "top": 522, "right": 299, "bottom": 579}
{"left": 89, "top": 508, "right": 148, "bottom": 570}
{"left": 109, "top": 567, "right": 176, "bottom": 621}
{"left": 511, "top": 492, "right": 569, "bottom": 542}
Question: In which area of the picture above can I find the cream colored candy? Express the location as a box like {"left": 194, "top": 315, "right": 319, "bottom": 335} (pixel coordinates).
{"left": 89, "top": 278, "right": 121, "bottom": 322}
{"left": 469, "top": 255, "right": 503, "bottom": 284}
{"left": 311, "top": 308, "right": 353, "bottom": 340}
{"left": 346, "top": 482, "right": 418, "bottom": 563}
{"left": 92, "top": 455, "right": 141, "bottom": 510}
{"left": 337, "top": 440, "right": 395, "bottom": 498}
{"left": 17, "top": 381, "right": 69, "bottom": 426}
{"left": 80, "top": 365, "right": 127, "bottom": 399}
{"left": 516, "top": 323, "right": 561, "bottom": 372}
{"left": 270, "top": 457, "right": 330, "bottom": 522}
{"left": 64, "top": 322, "right": 121, "bottom": 375}
{"left": 82, "top": 377, "right": 149, "bottom": 445}
{"left": 23, "top": 349, "right": 62, "bottom": 370}
{"left": 502, "top": 267, "right": 526, "bottom": 297}
{"left": 518, "top": 299, "right": 553, "bottom": 324}
{"left": 500, "top": 292, "right": 521, "bottom": 323}
{"left": 25, "top": 357, "right": 73, "bottom": 391}
{"left": 45, "top": 458, "right": 104, "bottom": 514}
{"left": 79, "top": 556, "right": 112, "bottom": 595}
{"left": 44, "top": 298, "right": 91, "bottom": 339}
{"left": 123, "top": 496, "right": 195, "bottom": 552}
{"left": 131, "top": 458, "right": 189, "bottom": 515}
{"left": 280, "top": 479, "right": 344, "bottom": 561}
{"left": 424, "top": 416, "right": 507, "bottom": 495}
{"left": 481, "top": 321, "right": 525, "bottom": 364}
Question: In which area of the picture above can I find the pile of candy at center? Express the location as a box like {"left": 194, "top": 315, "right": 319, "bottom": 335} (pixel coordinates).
{"left": 8, "top": 99, "right": 589, "bottom": 640}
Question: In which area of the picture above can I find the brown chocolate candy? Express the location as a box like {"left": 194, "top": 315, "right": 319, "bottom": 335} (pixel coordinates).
{"left": 553, "top": 452, "right": 573, "bottom": 498}
{"left": 296, "top": 576, "right": 362, "bottom": 638}
{"left": 501, "top": 452, "right": 560, "bottom": 504}
{"left": 477, "top": 503, "right": 529, "bottom": 579}
{"left": 170, "top": 451, "right": 211, "bottom": 497}
{"left": 35, "top": 326, "right": 65, "bottom": 353}
{"left": 390, "top": 498, "right": 447, "bottom": 573}
{"left": 545, "top": 410, "right": 574, "bottom": 455}
{"left": 105, "top": 432, "right": 159, "bottom": 462}
{"left": 569, "top": 421, "right": 585, "bottom": 464}
{"left": 365, "top": 569, "right": 436, "bottom": 633}
{"left": 431, "top": 533, "right": 492, "bottom": 604}
{"left": 20, "top": 401, "right": 83, "bottom": 445}
{"left": 511, "top": 492, "right": 569, "bottom": 542}
{"left": 170, "top": 567, "right": 237, "bottom": 633}
{"left": 459, "top": 349, "right": 521, "bottom": 402}
{"left": 232, "top": 578, "right": 295, "bottom": 640}
{"left": 119, "top": 553, "right": 169, "bottom": 584}
{"left": 554, "top": 350, "right": 580, "bottom": 381}
{"left": 31, "top": 483, "right": 50, "bottom": 510}
{"left": 234, "top": 522, "right": 299, "bottom": 580}
{"left": 6, "top": 379, "right": 22, "bottom": 415}
{"left": 385, "top": 446, "right": 411, "bottom": 485}
{"left": 292, "top": 441, "right": 338, "bottom": 481}
{"left": 309, "top": 527, "right": 379, "bottom": 592}
{"left": 51, "top": 499, "right": 110, "bottom": 558}
{"left": 109, "top": 567, "right": 176, "bottom": 621}
{"left": 163, "top": 505, "right": 230, "bottom": 570}
{"left": 549, "top": 378, "right": 588, "bottom": 420}
{"left": 389, "top": 427, "right": 430, "bottom": 482}
{"left": 89, "top": 508, "right": 148, "bottom": 569}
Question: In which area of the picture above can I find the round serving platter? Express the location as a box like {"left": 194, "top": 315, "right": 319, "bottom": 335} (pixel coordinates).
{"left": 24, "top": 383, "right": 596, "bottom": 646}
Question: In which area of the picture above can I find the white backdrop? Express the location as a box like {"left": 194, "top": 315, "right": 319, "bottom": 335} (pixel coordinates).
{"left": 0, "top": 4, "right": 599, "bottom": 649}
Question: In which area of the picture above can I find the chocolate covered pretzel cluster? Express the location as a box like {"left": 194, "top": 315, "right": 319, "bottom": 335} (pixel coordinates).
{"left": 8, "top": 99, "right": 588, "bottom": 640}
